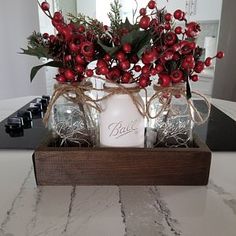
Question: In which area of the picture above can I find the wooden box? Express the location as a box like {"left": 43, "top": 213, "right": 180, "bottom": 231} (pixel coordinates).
{"left": 32, "top": 135, "right": 211, "bottom": 186}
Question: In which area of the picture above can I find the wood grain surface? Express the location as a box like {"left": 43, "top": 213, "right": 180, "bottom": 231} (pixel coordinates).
{"left": 33, "top": 135, "right": 211, "bottom": 186}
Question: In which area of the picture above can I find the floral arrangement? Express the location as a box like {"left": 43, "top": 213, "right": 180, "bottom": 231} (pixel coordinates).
{"left": 22, "top": 0, "right": 224, "bottom": 99}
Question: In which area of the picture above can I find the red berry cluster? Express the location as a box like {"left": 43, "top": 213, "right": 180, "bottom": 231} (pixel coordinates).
{"left": 136, "top": 6, "right": 224, "bottom": 87}
{"left": 39, "top": 1, "right": 104, "bottom": 84}
{"left": 31, "top": 1, "right": 224, "bottom": 89}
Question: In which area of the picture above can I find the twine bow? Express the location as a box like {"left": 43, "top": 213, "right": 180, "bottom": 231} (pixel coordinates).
{"left": 43, "top": 82, "right": 101, "bottom": 126}
{"left": 146, "top": 84, "right": 211, "bottom": 125}
{"left": 95, "top": 76, "right": 147, "bottom": 117}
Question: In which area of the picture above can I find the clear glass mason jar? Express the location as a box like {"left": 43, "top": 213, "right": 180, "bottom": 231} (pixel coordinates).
{"left": 99, "top": 82, "right": 145, "bottom": 147}
{"left": 49, "top": 91, "right": 98, "bottom": 147}
{"left": 147, "top": 88, "right": 194, "bottom": 148}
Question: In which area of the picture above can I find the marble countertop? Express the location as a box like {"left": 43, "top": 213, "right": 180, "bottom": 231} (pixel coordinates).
{"left": 0, "top": 96, "right": 235, "bottom": 236}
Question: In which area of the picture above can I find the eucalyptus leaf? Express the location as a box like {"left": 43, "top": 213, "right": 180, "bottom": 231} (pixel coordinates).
{"left": 30, "top": 61, "right": 63, "bottom": 82}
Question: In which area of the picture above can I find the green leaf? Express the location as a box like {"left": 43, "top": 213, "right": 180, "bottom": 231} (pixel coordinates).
{"left": 121, "top": 29, "right": 147, "bottom": 45}
{"left": 121, "top": 17, "right": 136, "bottom": 31}
{"left": 97, "top": 40, "right": 121, "bottom": 56}
{"left": 186, "top": 78, "right": 192, "bottom": 99}
{"left": 20, "top": 46, "right": 51, "bottom": 60}
{"left": 30, "top": 61, "right": 63, "bottom": 82}
{"left": 134, "top": 31, "right": 152, "bottom": 58}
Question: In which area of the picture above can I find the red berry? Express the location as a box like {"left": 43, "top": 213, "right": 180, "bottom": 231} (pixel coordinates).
{"left": 139, "top": 76, "right": 150, "bottom": 88}
{"left": 216, "top": 51, "right": 224, "bottom": 59}
{"left": 43, "top": 33, "right": 49, "bottom": 39}
{"left": 116, "top": 51, "right": 126, "bottom": 62}
{"left": 97, "top": 59, "right": 107, "bottom": 68}
{"left": 104, "top": 25, "right": 109, "bottom": 31}
{"left": 171, "top": 70, "right": 183, "bottom": 83}
{"left": 163, "top": 51, "right": 174, "bottom": 61}
{"left": 41, "top": 2, "right": 50, "bottom": 11}
{"left": 159, "top": 74, "right": 171, "bottom": 87}
{"left": 205, "top": 57, "right": 212, "bottom": 67}
{"left": 164, "top": 32, "right": 177, "bottom": 46}
{"left": 75, "top": 55, "right": 85, "bottom": 65}
{"left": 186, "top": 22, "right": 201, "bottom": 38}
{"left": 155, "top": 64, "right": 164, "bottom": 74}
{"left": 172, "top": 43, "right": 181, "bottom": 52}
{"left": 194, "top": 61, "right": 205, "bottom": 73}
{"left": 142, "top": 65, "right": 150, "bottom": 75}
{"left": 189, "top": 42, "right": 196, "bottom": 50}
{"left": 164, "top": 23, "right": 171, "bottom": 30}
{"left": 108, "top": 67, "right": 121, "bottom": 80}
{"left": 173, "top": 53, "right": 180, "bottom": 61}
{"left": 164, "top": 13, "right": 172, "bottom": 21}
{"left": 122, "top": 43, "right": 132, "bottom": 53}
{"left": 130, "top": 54, "right": 139, "bottom": 64}
{"left": 174, "top": 9, "right": 184, "bottom": 20}
{"left": 65, "top": 55, "right": 72, "bottom": 62}
{"left": 53, "top": 12, "right": 63, "bottom": 22}
{"left": 139, "top": 16, "right": 150, "bottom": 29}
{"left": 64, "top": 69, "right": 75, "bottom": 80}
{"left": 49, "top": 35, "right": 56, "bottom": 43}
{"left": 142, "top": 49, "right": 157, "bottom": 64}
{"left": 191, "top": 75, "right": 199, "bottom": 82}
{"left": 86, "top": 69, "right": 94, "bottom": 77}
{"left": 148, "top": 0, "right": 156, "bottom": 9}
{"left": 175, "top": 26, "right": 182, "bottom": 35}
{"left": 185, "top": 55, "right": 194, "bottom": 63}
{"left": 120, "top": 60, "right": 130, "bottom": 70}
{"left": 69, "top": 42, "right": 79, "bottom": 52}
{"left": 134, "top": 65, "right": 142, "bottom": 72}
{"left": 104, "top": 54, "right": 111, "bottom": 62}
{"left": 150, "top": 68, "right": 158, "bottom": 76}
{"left": 121, "top": 72, "right": 132, "bottom": 83}
{"left": 62, "top": 27, "right": 73, "bottom": 41}
{"left": 56, "top": 74, "right": 66, "bottom": 83}
{"left": 75, "top": 65, "right": 84, "bottom": 74}
{"left": 139, "top": 8, "right": 146, "bottom": 16}
{"left": 78, "top": 25, "right": 85, "bottom": 33}
{"left": 100, "top": 66, "right": 109, "bottom": 75}
{"left": 81, "top": 41, "right": 94, "bottom": 57}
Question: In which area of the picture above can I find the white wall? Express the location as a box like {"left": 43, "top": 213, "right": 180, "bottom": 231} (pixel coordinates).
{"left": 0, "top": 0, "right": 47, "bottom": 100}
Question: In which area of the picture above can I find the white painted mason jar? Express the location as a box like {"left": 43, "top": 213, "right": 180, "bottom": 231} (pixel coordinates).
{"left": 99, "top": 83, "right": 145, "bottom": 147}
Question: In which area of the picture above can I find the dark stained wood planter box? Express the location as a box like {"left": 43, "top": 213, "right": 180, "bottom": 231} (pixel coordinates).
{"left": 32, "top": 135, "right": 211, "bottom": 186}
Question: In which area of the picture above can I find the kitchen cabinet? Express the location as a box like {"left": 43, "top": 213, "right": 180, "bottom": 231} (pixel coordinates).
{"left": 157, "top": 0, "right": 222, "bottom": 22}
{"left": 157, "top": 0, "right": 186, "bottom": 15}
{"left": 189, "top": 0, "right": 222, "bottom": 22}
{"left": 191, "top": 68, "right": 215, "bottom": 96}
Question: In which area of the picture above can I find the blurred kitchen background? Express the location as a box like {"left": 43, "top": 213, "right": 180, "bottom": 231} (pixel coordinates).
{"left": 0, "top": 0, "right": 235, "bottom": 101}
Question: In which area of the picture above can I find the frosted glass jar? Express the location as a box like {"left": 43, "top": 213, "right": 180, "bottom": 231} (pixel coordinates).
{"left": 99, "top": 83, "right": 145, "bottom": 147}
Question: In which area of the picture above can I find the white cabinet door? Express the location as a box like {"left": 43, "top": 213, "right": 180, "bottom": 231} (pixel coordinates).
{"left": 191, "top": 77, "right": 214, "bottom": 96}
{"left": 189, "top": 0, "right": 223, "bottom": 21}
{"left": 157, "top": 0, "right": 187, "bottom": 14}
{"left": 157, "top": 0, "right": 222, "bottom": 22}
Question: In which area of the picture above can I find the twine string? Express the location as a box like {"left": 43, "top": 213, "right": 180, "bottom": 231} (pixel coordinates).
{"left": 146, "top": 85, "right": 211, "bottom": 125}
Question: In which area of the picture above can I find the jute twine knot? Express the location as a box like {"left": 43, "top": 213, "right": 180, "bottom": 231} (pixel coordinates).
{"left": 146, "top": 84, "right": 211, "bottom": 125}
{"left": 43, "top": 81, "right": 101, "bottom": 126}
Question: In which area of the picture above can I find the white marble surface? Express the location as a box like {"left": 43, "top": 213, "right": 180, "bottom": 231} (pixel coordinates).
{"left": 0, "top": 97, "right": 236, "bottom": 236}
